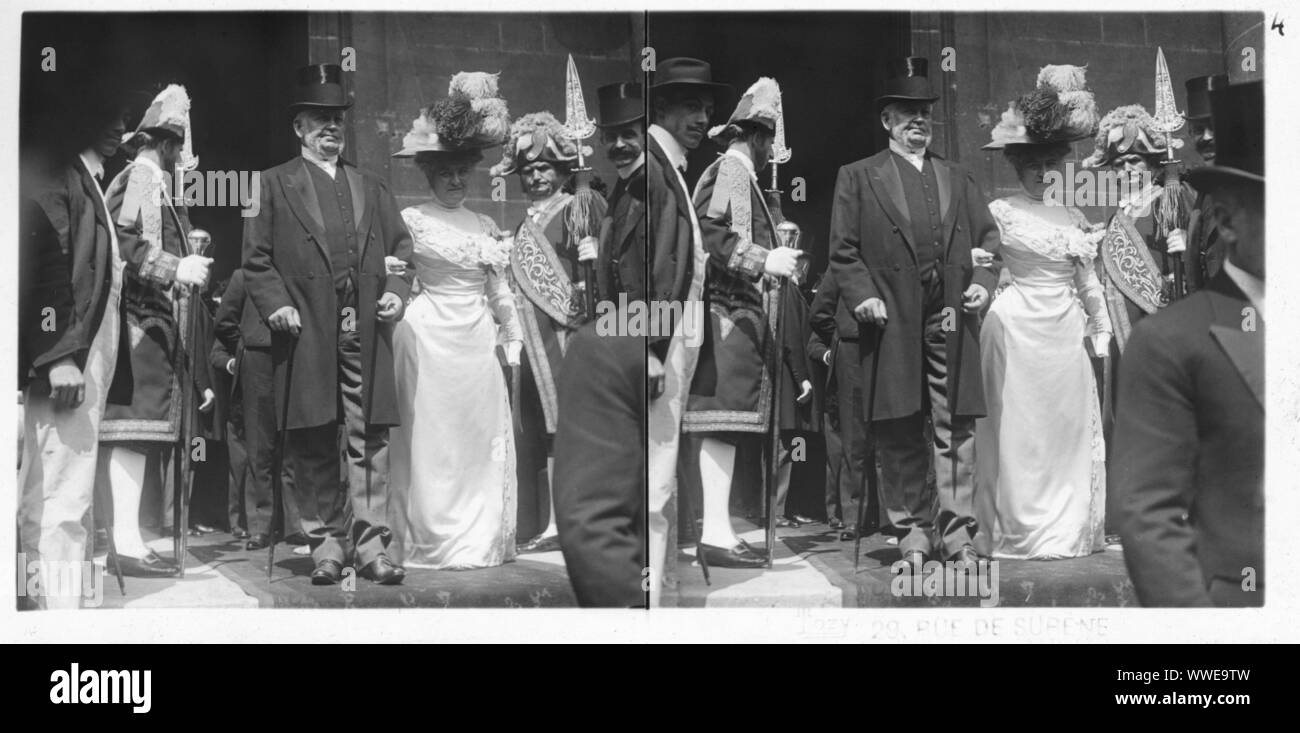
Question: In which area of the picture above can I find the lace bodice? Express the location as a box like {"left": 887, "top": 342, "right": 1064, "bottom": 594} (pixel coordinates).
{"left": 989, "top": 196, "right": 1112, "bottom": 336}
{"left": 401, "top": 205, "right": 521, "bottom": 342}
{"left": 402, "top": 206, "right": 512, "bottom": 274}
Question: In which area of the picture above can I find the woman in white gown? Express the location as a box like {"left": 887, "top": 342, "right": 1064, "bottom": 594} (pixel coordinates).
{"left": 388, "top": 78, "right": 521, "bottom": 569}
{"left": 975, "top": 65, "right": 1112, "bottom": 560}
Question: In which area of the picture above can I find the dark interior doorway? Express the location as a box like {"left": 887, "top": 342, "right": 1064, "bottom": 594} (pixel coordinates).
{"left": 21, "top": 12, "right": 310, "bottom": 281}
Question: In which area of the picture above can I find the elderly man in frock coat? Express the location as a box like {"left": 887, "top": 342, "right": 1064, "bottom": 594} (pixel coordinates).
{"left": 242, "top": 64, "right": 414, "bottom": 585}
{"left": 828, "top": 57, "right": 1001, "bottom": 568}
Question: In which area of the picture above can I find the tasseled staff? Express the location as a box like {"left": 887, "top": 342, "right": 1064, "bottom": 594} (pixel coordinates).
{"left": 560, "top": 54, "right": 604, "bottom": 319}
{"left": 1152, "top": 47, "right": 1189, "bottom": 299}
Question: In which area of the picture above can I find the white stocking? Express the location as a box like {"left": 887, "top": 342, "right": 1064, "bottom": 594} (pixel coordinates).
{"left": 698, "top": 438, "right": 739, "bottom": 548}
{"left": 542, "top": 456, "right": 558, "bottom": 538}
{"left": 108, "top": 447, "right": 151, "bottom": 558}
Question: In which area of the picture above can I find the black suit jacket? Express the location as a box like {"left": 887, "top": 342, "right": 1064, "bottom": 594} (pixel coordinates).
{"left": 242, "top": 158, "right": 413, "bottom": 429}
{"left": 828, "top": 149, "right": 1001, "bottom": 420}
{"left": 1115, "top": 270, "right": 1263, "bottom": 607}
{"left": 553, "top": 325, "right": 646, "bottom": 608}
{"left": 595, "top": 165, "right": 647, "bottom": 304}
{"left": 20, "top": 159, "right": 131, "bottom": 402}
{"left": 646, "top": 135, "right": 696, "bottom": 358}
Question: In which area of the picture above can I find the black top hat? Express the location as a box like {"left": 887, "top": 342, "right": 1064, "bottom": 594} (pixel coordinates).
{"left": 876, "top": 56, "right": 940, "bottom": 111}
{"left": 1187, "top": 80, "right": 1263, "bottom": 191}
{"left": 596, "top": 82, "right": 645, "bottom": 129}
{"left": 289, "top": 64, "right": 353, "bottom": 113}
{"left": 650, "top": 58, "right": 733, "bottom": 107}
{"left": 1185, "top": 74, "right": 1229, "bottom": 121}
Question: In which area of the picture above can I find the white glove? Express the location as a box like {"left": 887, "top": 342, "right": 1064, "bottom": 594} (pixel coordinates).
{"left": 176, "top": 255, "right": 213, "bottom": 288}
{"left": 199, "top": 388, "right": 215, "bottom": 413}
{"left": 797, "top": 379, "right": 813, "bottom": 404}
{"left": 225, "top": 358, "right": 236, "bottom": 376}
{"left": 505, "top": 340, "right": 523, "bottom": 367}
{"left": 384, "top": 256, "right": 408, "bottom": 276}
{"left": 822, "top": 351, "right": 832, "bottom": 366}
{"left": 577, "top": 236, "right": 599, "bottom": 263}
{"left": 1092, "top": 332, "right": 1112, "bottom": 358}
{"left": 764, "top": 247, "right": 801, "bottom": 278}
{"left": 1166, "top": 228, "right": 1187, "bottom": 255}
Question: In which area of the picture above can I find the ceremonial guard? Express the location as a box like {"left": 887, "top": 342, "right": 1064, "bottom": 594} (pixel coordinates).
{"left": 491, "top": 109, "right": 606, "bottom": 554}
{"left": 681, "top": 77, "right": 804, "bottom": 575}
{"left": 1083, "top": 50, "right": 1198, "bottom": 436}
{"left": 99, "top": 85, "right": 213, "bottom": 578}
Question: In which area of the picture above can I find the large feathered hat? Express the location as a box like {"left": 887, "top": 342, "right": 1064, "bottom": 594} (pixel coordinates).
{"left": 1082, "top": 103, "right": 1181, "bottom": 168}
{"left": 392, "top": 72, "right": 511, "bottom": 157}
{"left": 983, "top": 64, "right": 1098, "bottom": 150}
{"left": 708, "top": 77, "right": 782, "bottom": 139}
{"left": 489, "top": 111, "right": 591, "bottom": 177}
{"left": 128, "top": 84, "right": 197, "bottom": 169}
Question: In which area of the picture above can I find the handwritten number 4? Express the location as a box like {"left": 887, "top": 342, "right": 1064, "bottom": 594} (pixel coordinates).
{"left": 1272, "top": 14, "right": 1284, "bottom": 36}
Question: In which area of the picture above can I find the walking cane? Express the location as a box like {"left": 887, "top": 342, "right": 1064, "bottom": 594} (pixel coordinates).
{"left": 96, "top": 479, "right": 126, "bottom": 595}
{"left": 173, "top": 285, "right": 202, "bottom": 578}
{"left": 854, "top": 325, "right": 883, "bottom": 572}
{"left": 267, "top": 333, "right": 298, "bottom": 581}
{"left": 765, "top": 276, "right": 786, "bottom": 569}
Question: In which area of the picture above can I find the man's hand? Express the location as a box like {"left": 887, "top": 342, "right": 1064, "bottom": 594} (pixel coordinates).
{"left": 199, "top": 388, "right": 215, "bottom": 413}
{"left": 504, "top": 340, "right": 522, "bottom": 368}
{"left": 225, "top": 358, "right": 236, "bottom": 376}
{"left": 577, "top": 236, "right": 598, "bottom": 263}
{"left": 376, "top": 292, "right": 404, "bottom": 323}
{"left": 797, "top": 379, "right": 813, "bottom": 404}
{"left": 763, "top": 247, "right": 802, "bottom": 278}
{"left": 268, "top": 306, "right": 301, "bottom": 335}
{"left": 962, "top": 284, "right": 989, "bottom": 314}
{"left": 853, "top": 297, "right": 888, "bottom": 327}
{"left": 971, "top": 247, "right": 995, "bottom": 267}
{"left": 176, "top": 255, "right": 213, "bottom": 288}
{"left": 46, "top": 356, "right": 85, "bottom": 410}
{"left": 648, "top": 353, "right": 665, "bottom": 400}
{"left": 384, "top": 256, "right": 408, "bottom": 277}
{"left": 822, "top": 350, "right": 832, "bottom": 367}
{"left": 1166, "top": 228, "right": 1187, "bottom": 255}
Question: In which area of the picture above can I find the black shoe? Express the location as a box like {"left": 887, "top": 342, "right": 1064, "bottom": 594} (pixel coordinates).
{"left": 358, "top": 555, "right": 406, "bottom": 585}
{"left": 231, "top": 527, "right": 251, "bottom": 541}
{"left": 947, "top": 546, "right": 980, "bottom": 565}
{"left": 310, "top": 559, "right": 344, "bottom": 585}
{"left": 696, "top": 542, "right": 767, "bottom": 585}
{"left": 284, "top": 532, "right": 309, "bottom": 547}
{"left": 839, "top": 529, "right": 858, "bottom": 541}
{"left": 245, "top": 534, "right": 270, "bottom": 551}
{"left": 108, "top": 551, "right": 180, "bottom": 579}
{"left": 775, "top": 517, "right": 800, "bottom": 528}
{"left": 190, "top": 523, "right": 217, "bottom": 536}
{"left": 828, "top": 518, "right": 845, "bottom": 531}
{"left": 791, "top": 514, "right": 817, "bottom": 525}
{"left": 516, "top": 534, "right": 561, "bottom": 554}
